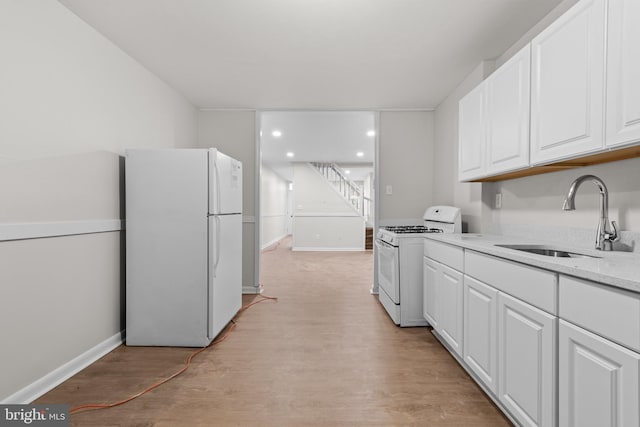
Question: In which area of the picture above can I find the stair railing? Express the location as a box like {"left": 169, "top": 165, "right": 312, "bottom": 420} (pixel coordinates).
{"left": 311, "top": 162, "right": 365, "bottom": 216}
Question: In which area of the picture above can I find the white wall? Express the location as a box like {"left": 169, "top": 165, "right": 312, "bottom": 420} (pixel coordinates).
{"left": 433, "top": 0, "right": 640, "bottom": 235}
{"left": 0, "top": 1, "right": 198, "bottom": 402}
{"left": 490, "top": 157, "right": 640, "bottom": 232}
{"left": 293, "top": 216, "right": 365, "bottom": 251}
{"left": 196, "top": 110, "right": 259, "bottom": 292}
{"left": 260, "top": 165, "right": 289, "bottom": 249}
{"left": 364, "top": 172, "right": 374, "bottom": 225}
{"left": 0, "top": 2, "right": 196, "bottom": 159}
{"left": 292, "top": 163, "right": 364, "bottom": 250}
{"left": 378, "top": 111, "right": 436, "bottom": 224}
{"left": 294, "top": 163, "right": 360, "bottom": 215}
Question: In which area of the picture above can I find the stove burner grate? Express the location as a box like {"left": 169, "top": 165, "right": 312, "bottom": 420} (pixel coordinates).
{"left": 383, "top": 226, "right": 443, "bottom": 234}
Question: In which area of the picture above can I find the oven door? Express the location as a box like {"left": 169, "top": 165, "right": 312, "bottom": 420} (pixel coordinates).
{"left": 375, "top": 239, "right": 400, "bottom": 304}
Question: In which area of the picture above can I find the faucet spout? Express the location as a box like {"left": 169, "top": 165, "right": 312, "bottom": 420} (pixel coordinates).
{"left": 562, "top": 175, "right": 618, "bottom": 250}
{"left": 562, "top": 197, "right": 575, "bottom": 211}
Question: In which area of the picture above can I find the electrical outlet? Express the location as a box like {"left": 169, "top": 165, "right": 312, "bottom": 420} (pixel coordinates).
{"left": 386, "top": 185, "right": 393, "bottom": 195}
{"left": 495, "top": 193, "right": 502, "bottom": 209}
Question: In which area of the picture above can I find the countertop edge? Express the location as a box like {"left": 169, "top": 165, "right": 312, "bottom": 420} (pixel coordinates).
{"left": 423, "top": 233, "right": 640, "bottom": 294}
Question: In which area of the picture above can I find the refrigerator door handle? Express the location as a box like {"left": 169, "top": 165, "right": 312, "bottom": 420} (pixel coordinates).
{"left": 214, "top": 215, "right": 221, "bottom": 276}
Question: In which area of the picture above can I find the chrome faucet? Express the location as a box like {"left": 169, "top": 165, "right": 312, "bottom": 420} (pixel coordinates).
{"left": 562, "top": 174, "right": 618, "bottom": 251}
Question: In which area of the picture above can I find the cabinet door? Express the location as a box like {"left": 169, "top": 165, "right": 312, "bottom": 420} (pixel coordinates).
{"left": 498, "top": 293, "right": 557, "bottom": 427}
{"left": 605, "top": 0, "right": 640, "bottom": 148}
{"left": 437, "top": 263, "right": 464, "bottom": 357}
{"left": 463, "top": 275, "right": 498, "bottom": 395}
{"left": 485, "top": 44, "right": 531, "bottom": 176}
{"left": 559, "top": 320, "right": 640, "bottom": 427}
{"left": 530, "top": 0, "right": 606, "bottom": 164}
{"left": 458, "top": 84, "right": 486, "bottom": 181}
{"left": 422, "top": 257, "right": 438, "bottom": 327}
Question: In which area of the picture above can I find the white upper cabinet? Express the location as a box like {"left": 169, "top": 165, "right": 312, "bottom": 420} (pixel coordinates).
{"left": 605, "top": 0, "right": 640, "bottom": 148}
{"left": 485, "top": 45, "right": 531, "bottom": 175}
{"left": 458, "top": 84, "right": 486, "bottom": 181}
{"left": 530, "top": 0, "right": 606, "bottom": 164}
{"left": 457, "top": 0, "right": 640, "bottom": 181}
{"left": 459, "top": 45, "right": 531, "bottom": 182}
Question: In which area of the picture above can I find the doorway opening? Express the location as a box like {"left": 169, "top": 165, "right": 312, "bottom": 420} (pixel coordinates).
{"left": 257, "top": 111, "right": 377, "bottom": 292}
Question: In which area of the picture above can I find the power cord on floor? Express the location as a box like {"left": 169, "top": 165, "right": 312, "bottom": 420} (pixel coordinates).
{"left": 69, "top": 293, "right": 278, "bottom": 416}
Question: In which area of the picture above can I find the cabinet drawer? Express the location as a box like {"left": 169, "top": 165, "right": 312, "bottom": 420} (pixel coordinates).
{"left": 560, "top": 275, "right": 640, "bottom": 353}
{"left": 465, "top": 250, "right": 557, "bottom": 314}
{"left": 424, "top": 239, "right": 463, "bottom": 271}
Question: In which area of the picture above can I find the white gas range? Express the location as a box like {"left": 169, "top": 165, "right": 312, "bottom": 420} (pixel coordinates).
{"left": 376, "top": 206, "right": 461, "bottom": 326}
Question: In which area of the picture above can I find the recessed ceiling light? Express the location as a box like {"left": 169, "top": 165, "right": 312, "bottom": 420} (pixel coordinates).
{"left": 286, "top": 152, "right": 294, "bottom": 158}
{"left": 345, "top": 170, "right": 351, "bottom": 174}
{"left": 272, "top": 130, "right": 282, "bottom": 137}
{"left": 356, "top": 151, "right": 364, "bottom": 157}
{"left": 367, "top": 130, "right": 375, "bottom": 137}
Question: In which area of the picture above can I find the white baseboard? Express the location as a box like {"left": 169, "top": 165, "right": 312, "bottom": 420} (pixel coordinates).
{"left": 242, "top": 285, "right": 262, "bottom": 294}
{"left": 261, "top": 234, "right": 288, "bottom": 251}
{"left": 291, "top": 247, "right": 364, "bottom": 252}
{"left": 1, "top": 331, "right": 124, "bottom": 404}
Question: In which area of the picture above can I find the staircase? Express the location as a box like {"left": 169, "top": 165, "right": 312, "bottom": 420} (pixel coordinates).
{"left": 365, "top": 227, "right": 374, "bottom": 250}
{"left": 310, "top": 162, "right": 372, "bottom": 221}
{"left": 310, "top": 162, "right": 374, "bottom": 251}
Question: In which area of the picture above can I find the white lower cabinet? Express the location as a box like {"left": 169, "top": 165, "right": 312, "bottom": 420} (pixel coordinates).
{"left": 463, "top": 275, "right": 498, "bottom": 395}
{"left": 422, "top": 257, "right": 438, "bottom": 328}
{"left": 426, "top": 239, "right": 640, "bottom": 427}
{"left": 422, "top": 256, "right": 463, "bottom": 357}
{"left": 438, "top": 263, "right": 463, "bottom": 356}
{"left": 559, "top": 320, "right": 640, "bottom": 427}
{"left": 498, "top": 292, "right": 557, "bottom": 427}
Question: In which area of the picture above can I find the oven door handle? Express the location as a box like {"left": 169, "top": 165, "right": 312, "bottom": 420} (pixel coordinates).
{"left": 375, "top": 239, "right": 394, "bottom": 251}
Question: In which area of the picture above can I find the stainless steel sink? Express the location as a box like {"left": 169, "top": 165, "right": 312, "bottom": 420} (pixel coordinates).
{"left": 495, "top": 244, "right": 601, "bottom": 259}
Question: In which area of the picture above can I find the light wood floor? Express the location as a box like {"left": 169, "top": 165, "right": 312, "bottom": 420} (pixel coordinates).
{"left": 37, "top": 237, "right": 511, "bottom": 426}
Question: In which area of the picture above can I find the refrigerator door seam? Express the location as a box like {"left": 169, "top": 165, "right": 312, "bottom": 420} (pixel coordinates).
{"left": 214, "top": 216, "right": 221, "bottom": 277}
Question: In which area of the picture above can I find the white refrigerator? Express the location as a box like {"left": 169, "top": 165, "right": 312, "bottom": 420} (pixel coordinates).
{"left": 125, "top": 148, "right": 242, "bottom": 347}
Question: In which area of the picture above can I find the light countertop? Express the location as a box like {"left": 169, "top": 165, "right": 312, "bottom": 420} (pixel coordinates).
{"left": 424, "top": 233, "right": 640, "bottom": 294}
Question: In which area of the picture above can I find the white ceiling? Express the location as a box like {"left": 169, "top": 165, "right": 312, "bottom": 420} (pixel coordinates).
{"left": 260, "top": 111, "right": 375, "bottom": 181}
{"left": 58, "top": 0, "right": 565, "bottom": 110}
{"left": 56, "top": 0, "right": 565, "bottom": 183}
{"left": 261, "top": 111, "right": 375, "bottom": 163}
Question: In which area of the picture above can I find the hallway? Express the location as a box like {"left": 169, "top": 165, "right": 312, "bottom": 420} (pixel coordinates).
{"left": 38, "top": 238, "right": 509, "bottom": 426}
